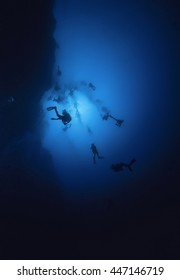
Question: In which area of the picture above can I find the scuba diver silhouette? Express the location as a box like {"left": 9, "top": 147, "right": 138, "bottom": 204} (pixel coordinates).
{"left": 47, "top": 106, "right": 72, "bottom": 125}
{"left": 102, "top": 112, "right": 124, "bottom": 127}
{"left": 88, "top": 82, "right": 96, "bottom": 91}
{"left": 90, "top": 143, "right": 104, "bottom": 164}
{"left": 111, "top": 159, "right": 136, "bottom": 172}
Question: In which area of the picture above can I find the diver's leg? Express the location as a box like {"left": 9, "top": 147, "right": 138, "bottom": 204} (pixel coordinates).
{"left": 54, "top": 106, "right": 61, "bottom": 118}
{"left": 93, "top": 155, "right": 96, "bottom": 164}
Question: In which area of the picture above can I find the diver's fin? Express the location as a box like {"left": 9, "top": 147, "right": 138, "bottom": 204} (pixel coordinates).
{"left": 127, "top": 166, "right": 133, "bottom": 172}
{"left": 47, "top": 106, "right": 56, "bottom": 111}
{"left": 129, "top": 158, "right": 136, "bottom": 165}
{"left": 127, "top": 159, "right": 136, "bottom": 172}
{"left": 63, "top": 123, "right": 71, "bottom": 131}
{"left": 116, "top": 119, "right": 124, "bottom": 127}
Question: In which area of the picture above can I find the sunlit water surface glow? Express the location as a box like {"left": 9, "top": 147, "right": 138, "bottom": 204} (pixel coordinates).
{"left": 40, "top": 0, "right": 173, "bottom": 196}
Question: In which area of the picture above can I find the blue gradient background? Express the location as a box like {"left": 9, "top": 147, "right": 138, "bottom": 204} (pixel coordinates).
{"left": 40, "top": 0, "right": 177, "bottom": 199}
{"left": 0, "top": 0, "right": 179, "bottom": 259}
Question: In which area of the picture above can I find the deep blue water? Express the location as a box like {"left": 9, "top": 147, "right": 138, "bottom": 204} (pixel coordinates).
{"left": 0, "top": 0, "right": 179, "bottom": 259}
